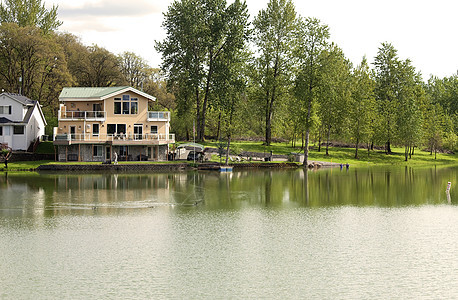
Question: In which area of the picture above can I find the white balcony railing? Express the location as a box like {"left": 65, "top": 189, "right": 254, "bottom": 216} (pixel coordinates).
{"left": 59, "top": 110, "right": 106, "bottom": 121}
{"left": 54, "top": 133, "right": 175, "bottom": 143}
{"left": 148, "top": 111, "right": 170, "bottom": 121}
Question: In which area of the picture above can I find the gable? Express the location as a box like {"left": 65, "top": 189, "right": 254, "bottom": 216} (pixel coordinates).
{"left": 60, "top": 86, "right": 156, "bottom": 102}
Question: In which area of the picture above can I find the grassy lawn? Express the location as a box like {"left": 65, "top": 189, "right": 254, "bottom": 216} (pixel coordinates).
{"left": 1, "top": 141, "right": 457, "bottom": 171}
{"left": 201, "top": 141, "right": 458, "bottom": 167}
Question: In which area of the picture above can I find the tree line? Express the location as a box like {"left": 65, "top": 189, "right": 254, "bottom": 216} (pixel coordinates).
{"left": 0, "top": 0, "right": 457, "bottom": 164}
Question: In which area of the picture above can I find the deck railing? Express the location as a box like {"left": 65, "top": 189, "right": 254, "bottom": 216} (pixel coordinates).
{"left": 147, "top": 111, "right": 170, "bottom": 121}
{"left": 59, "top": 110, "right": 106, "bottom": 121}
{"left": 54, "top": 133, "right": 175, "bottom": 143}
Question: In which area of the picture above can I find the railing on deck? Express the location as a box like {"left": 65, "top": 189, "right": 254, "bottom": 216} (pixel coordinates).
{"left": 54, "top": 133, "right": 175, "bottom": 143}
{"left": 59, "top": 110, "right": 106, "bottom": 121}
{"left": 147, "top": 111, "right": 170, "bottom": 121}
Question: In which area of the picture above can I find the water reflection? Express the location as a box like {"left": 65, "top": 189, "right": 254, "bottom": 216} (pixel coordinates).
{"left": 0, "top": 166, "right": 456, "bottom": 218}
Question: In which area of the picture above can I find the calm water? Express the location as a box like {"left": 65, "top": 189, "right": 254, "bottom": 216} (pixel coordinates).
{"left": 0, "top": 166, "right": 457, "bottom": 299}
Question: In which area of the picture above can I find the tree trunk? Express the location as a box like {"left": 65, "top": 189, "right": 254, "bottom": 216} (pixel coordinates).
{"left": 225, "top": 133, "right": 231, "bottom": 166}
{"left": 355, "top": 137, "right": 359, "bottom": 159}
{"left": 216, "top": 112, "right": 222, "bottom": 141}
{"left": 325, "top": 124, "right": 331, "bottom": 156}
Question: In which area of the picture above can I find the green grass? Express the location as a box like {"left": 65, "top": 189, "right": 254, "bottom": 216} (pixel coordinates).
{"left": 35, "top": 141, "right": 55, "bottom": 154}
{"left": 1, "top": 141, "right": 457, "bottom": 172}
{"left": 201, "top": 141, "right": 458, "bottom": 167}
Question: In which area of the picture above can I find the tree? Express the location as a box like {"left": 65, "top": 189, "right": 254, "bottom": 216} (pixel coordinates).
{"left": 293, "top": 17, "right": 330, "bottom": 167}
{"left": 316, "top": 44, "right": 352, "bottom": 156}
{"left": 395, "top": 59, "right": 423, "bottom": 161}
{"left": 0, "top": 23, "right": 72, "bottom": 110}
{"left": 118, "top": 51, "right": 149, "bottom": 89}
{"left": 252, "top": 0, "right": 297, "bottom": 146}
{"left": 157, "top": 0, "right": 250, "bottom": 141}
{"left": 349, "top": 57, "right": 376, "bottom": 159}
{"left": 373, "top": 42, "right": 401, "bottom": 154}
{"left": 74, "top": 45, "right": 124, "bottom": 87}
{"left": 0, "top": 144, "right": 12, "bottom": 168}
{"left": 0, "top": 0, "right": 62, "bottom": 33}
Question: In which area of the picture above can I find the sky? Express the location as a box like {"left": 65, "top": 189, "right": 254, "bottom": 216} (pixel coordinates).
{"left": 50, "top": 0, "right": 458, "bottom": 79}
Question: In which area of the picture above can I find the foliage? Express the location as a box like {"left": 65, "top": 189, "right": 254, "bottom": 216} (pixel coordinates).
{"left": 293, "top": 17, "right": 330, "bottom": 166}
{"left": 156, "top": 0, "right": 250, "bottom": 141}
{"left": 0, "top": 0, "right": 62, "bottom": 33}
{"left": 251, "top": 0, "right": 297, "bottom": 146}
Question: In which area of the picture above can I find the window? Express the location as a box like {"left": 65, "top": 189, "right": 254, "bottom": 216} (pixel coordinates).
{"left": 107, "top": 124, "right": 126, "bottom": 135}
{"left": 150, "top": 125, "right": 158, "bottom": 134}
{"left": 0, "top": 106, "right": 11, "bottom": 114}
{"left": 131, "top": 101, "right": 138, "bottom": 114}
{"left": 92, "top": 124, "right": 99, "bottom": 136}
{"left": 0, "top": 126, "right": 2, "bottom": 136}
{"left": 93, "top": 103, "right": 102, "bottom": 111}
{"left": 93, "top": 145, "right": 103, "bottom": 157}
{"left": 114, "top": 101, "right": 121, "bottom": 114}
{"left": 119, "top": 146, "right": 128, "bottom": 156}
{"left": 114, "top": 95, "right": 138, "bottom": 115}
{"left": 122, "top": 102, "right": 130, "bottom": 114}
{"left": 117, "top": 124, "right": 126, "bottom": 134}
{"left": 13, "top": 126, "right": 24, "bottom": 135}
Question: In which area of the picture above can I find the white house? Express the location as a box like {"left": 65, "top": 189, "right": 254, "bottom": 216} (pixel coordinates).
{"left": 0, "top": 93, "right": 47, "bottom": 151}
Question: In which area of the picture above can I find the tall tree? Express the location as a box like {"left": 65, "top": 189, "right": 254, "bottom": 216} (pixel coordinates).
{"left": 317, "top": 44, "right": 352, "bottom": 156}
{"left": 373, "top": 42, "right": 400, "bottom": 154}
{"left": 0, "top": 0, "right": 62, "bottom": 33}
{"left": 293, "top": 17, "right": 329, "bottom": 167}
{"left": 118, "top": 51, "right": 149, "bottom": 89}
{"left": 395, "top": 59, "right": 423, "bottom": 161}
{"left": 157, "top": 0, "right": 250, "bottom": 141}
{"left": 349, "top": 57, "right": 376, "bottom": 159}
{"left": 74, "top": 45, "right": 124, "bottom": 87}
{"left": 0, "top": 23, "right": 71, "bottom": 107}
{"left": 252, "top": 0, "right": 297, "bottom": 146}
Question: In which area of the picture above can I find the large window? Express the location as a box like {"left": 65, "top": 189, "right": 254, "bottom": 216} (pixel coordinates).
{"left": 107, "top": 124, "right": 126, "bottom": 135}
{"left": 0, "top": 106, "right": 11, "bottom": 114}
{"left": 114, "top": 95, "right": 138, "bottom": 115}
{"left": 93, "top": 145, "right": 103, "bottom": 157}
{"left": 13, "top": 126, "right": 24, "bottom": 135}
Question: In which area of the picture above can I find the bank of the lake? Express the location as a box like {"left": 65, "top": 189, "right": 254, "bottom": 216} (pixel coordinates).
{"left": 1, "top": 144, "right": 457, "bottom": 172}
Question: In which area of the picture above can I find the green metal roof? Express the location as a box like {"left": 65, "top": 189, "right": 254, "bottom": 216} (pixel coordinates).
{"left": 59, "top": 87, "right": 129, "bottom": 99}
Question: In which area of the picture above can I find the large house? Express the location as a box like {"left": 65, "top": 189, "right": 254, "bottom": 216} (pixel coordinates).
{"left": 53, "top": 86, "right": 175, "bottom": 162}
{"left": 0, "top": 93, "right": 47, "bottom": 151}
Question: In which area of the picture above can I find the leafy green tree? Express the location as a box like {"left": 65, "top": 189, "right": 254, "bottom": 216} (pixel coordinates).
{"left": 0, "top": 0, "right": 62, "bottom": 33}
{"left": 0, "top": 23, "right": 72, "bottom": 112}
{"left": 74, "top": 45, "right": 124, "bottom": 87}
{"left": 118, "top": 51, "right": 149, "bottom": 89}
{"left": 293, "top": 17, "right": 329, "bottom": 166}
{"left": 157, "top": 0, "right": 250, "bottom": 142}
{"left": 373, "top": 42, "right": 401, "bottom": 154}
{"left": 395, "top": 59, "right": 423, "bottom": 161}
{"left": 252, "top": 0, "right": 297, "bottom": 146}
{"left": 348, "top": 57, "right": 376, "bottom": 159}
{"left": 316, "top": 44, "right": 352, "bottom": 156}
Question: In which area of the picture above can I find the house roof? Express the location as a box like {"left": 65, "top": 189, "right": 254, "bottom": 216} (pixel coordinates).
{"left": 59, "top": 86, "right": 156, "bottom": 101}
{"left": 0, "top": 93, "right": 47, "bottom": 126}
{"left": 1, "top": 93, "right": 36, "bottom": 106}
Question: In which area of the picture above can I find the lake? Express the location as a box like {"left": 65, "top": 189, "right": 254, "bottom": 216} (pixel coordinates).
{"left": 0, "top": 166, "right": 457, "bottom": 299}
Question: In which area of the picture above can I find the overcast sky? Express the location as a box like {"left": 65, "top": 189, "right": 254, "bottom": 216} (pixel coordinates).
{"left": 50, "top": 0, "right": 458, "bottom": 79}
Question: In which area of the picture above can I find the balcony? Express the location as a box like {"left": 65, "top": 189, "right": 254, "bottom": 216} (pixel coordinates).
{"left": 53, "top": 133, "right": 175, "bottom": 145}
{"left": 148, "top": 111, "right": 170, "bottom": 122}
{"left": 59, "top": 110, "right": 106, "bottom": 121}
